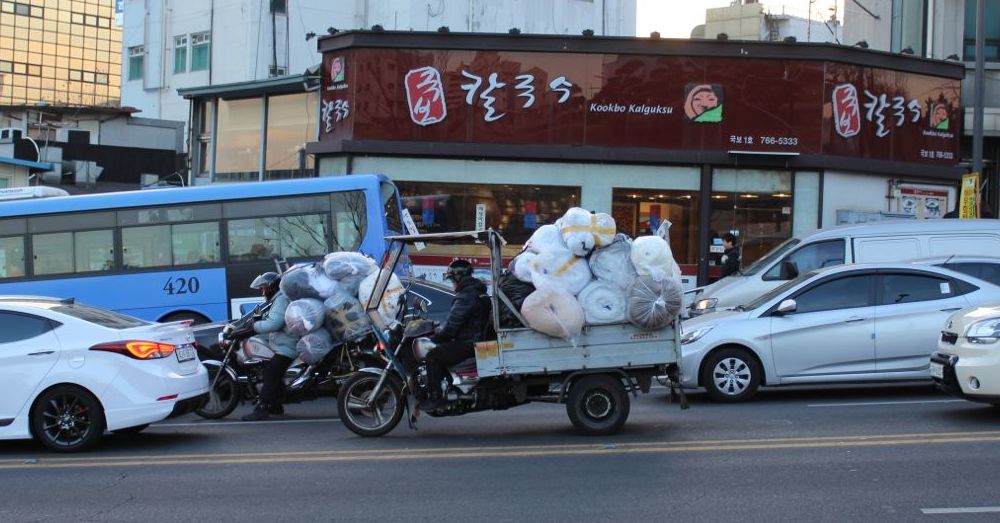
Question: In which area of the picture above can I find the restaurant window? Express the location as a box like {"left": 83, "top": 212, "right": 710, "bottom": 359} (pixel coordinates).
{"left": 711, "top": 169, "right": 793, "bottom": 273}
{"left": 612, "top": 189, "right": 699, "bottom": 266}
{"left": 264, "top": 92, "right": 317, "bottom": 179}
{"left": 215, "top": 97, "right": 263, "bottom": 182}
{"left": 397, "top": 181, "right": 579, "bottom": 258}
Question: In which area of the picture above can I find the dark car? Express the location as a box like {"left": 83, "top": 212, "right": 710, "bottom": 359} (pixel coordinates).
{"left": 192, "top": 278, "right": 456, "bottom": 357}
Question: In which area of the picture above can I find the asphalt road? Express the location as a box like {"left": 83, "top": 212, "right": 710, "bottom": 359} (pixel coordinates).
{"left": 2, "top": 383, "right": 1000, "bottom": 522}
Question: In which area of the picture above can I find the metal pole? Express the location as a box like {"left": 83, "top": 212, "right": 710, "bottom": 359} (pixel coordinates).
{"left": 972, "top": 0, "right": 985, "bottom": 178}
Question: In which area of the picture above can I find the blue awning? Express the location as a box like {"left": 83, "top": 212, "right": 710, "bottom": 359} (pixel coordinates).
{"left": 0, "top": 156, "right": 54, "bottom": 171}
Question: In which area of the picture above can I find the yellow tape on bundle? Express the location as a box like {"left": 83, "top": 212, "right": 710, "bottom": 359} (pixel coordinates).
{"left": 555, "top": 256, "right": 579, "bottom": 276}
{"left": 560, "top": 214, "right": 616, "bottom": 248}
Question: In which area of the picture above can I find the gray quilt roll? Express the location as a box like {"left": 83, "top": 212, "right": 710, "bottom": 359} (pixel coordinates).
{"left": 626, "top": 275, "right": 682, "bottom": 330}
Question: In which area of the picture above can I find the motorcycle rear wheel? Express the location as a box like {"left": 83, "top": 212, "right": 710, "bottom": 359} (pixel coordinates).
{"left": 338, "top": 372, "right": 404, "bottom": 437}
{"left": 195, "top": 363, "right": 241, "bottom": 419}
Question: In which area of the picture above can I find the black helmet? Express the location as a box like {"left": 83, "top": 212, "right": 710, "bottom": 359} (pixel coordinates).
{"left": 444, "top": 259, "right": 474, "bottom": 283}
{"left": 250, "top": 272, "right": 281, "bottom": 294}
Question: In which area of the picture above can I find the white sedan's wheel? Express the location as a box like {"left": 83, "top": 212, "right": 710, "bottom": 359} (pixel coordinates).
{"left": 702, "top": 348, "right": 760, "bottom": 402}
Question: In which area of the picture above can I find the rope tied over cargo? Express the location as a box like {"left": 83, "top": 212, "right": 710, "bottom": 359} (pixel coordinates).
{"left": 560, "top": 214, "right": 617, "bottom": 250}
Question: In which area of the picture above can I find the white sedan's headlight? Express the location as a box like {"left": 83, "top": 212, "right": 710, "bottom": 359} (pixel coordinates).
{"left": 693, "top": 298, "right": 718, "bottom": 311}
{"left": 966, "top": 318, "right": 1000, "bottom": 344}
{"left": 681, "top": 325, "right": 715, "bottom": 345}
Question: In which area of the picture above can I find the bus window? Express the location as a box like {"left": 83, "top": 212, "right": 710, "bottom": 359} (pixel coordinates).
{"left": 381, "top": 182, "right": 402, "bottom": 234}
{"left": 228, "top": 214, "right": 328, "bottom": 261}
{"left": 33, "top": 229, "right": 114, "bottom": 275}
{"left": 0, "top": 236, "right": 25, "bottom": 278}
{"left": 123, "top": 225, "right": 172, "bottom": 268}
{"left": 173, "top": 222, "right": 220, "bottom": 264}
{"left": 331, "top": 190, "right": 366, "bottom": 252}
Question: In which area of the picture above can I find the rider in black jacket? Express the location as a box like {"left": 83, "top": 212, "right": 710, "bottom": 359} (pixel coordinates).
{"left": 420, "top": 259, "right": 490, "bottom": 410}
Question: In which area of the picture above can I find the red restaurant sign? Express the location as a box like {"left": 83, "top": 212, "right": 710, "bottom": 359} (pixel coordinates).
{"left": 319, "top": 48, "right": 960, "bottom": 165}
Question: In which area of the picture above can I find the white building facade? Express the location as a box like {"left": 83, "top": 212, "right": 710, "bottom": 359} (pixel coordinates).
{"left": 121, "top": 0, "right": 637, "bottom": 125}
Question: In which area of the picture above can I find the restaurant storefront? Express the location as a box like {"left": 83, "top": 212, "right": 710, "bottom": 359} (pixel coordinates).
{"left": 188, "top": 31, "right": 963, "bottom": 286}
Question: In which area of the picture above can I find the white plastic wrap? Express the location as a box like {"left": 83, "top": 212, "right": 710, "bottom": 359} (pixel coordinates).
{"left": 307, "top": 265, "right": 341, "bottom": 299}
{"left": 279, "top": 266, "right": 319, "bottom": 300}
{"left": 526, "top": 247, "right": 593, "bottom": 296}
{"left": 284, "top": 298, "right": 326, "bottom": 337}
{"left": 358, "top": 270, "right": 405, "bottom": 326}
{"left": 588, "top": 234, "right": 638, "bottom": 290}
{"left": 322, "top": 252, "right": 377, "bottom": 295}
{"left": 626, "top": 276, "right": 682, "bottom": 330}
{"left": 524, "top": 224, "right": 565, "bottom": 254}
{"left": 631, "top": 236, "right": 678, "bottom": 282}
{"left": 558, "top": 207, "right": 617, "bottom": 257}
{"left": 577, "top": 280, "right": 627, "bottom": 325}
{"left": 521, "top": 287, "right": 585, "bottom": 342}
{"left": 324, "top": 290, "right": 372, "bottom": 343}
{"left": 296, "top": 329, "right": 336, "bottom": 364}
{"left": 511, "top": 252, "right": 536, "bottom": 283}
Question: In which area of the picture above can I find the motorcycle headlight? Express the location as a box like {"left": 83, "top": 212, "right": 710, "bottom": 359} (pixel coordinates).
{"left": 965, "top": 318, "right": 1000, "bottom": 344}
{"left": 680, "top": 325, "right": 715, "bottom": 345}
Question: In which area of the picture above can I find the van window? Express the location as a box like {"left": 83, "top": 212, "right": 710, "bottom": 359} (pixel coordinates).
{"left": 928, "top": 235, "right": 1000, "bottom": 257}
{"left": 854, "top": 237, "right": 920, "bottom": 263}
{"left": 763, "top": 239, "right": 844, "bottom": 281}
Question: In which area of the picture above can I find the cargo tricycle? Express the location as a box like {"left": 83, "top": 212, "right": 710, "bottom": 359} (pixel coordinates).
{"left": 337, "top": 230, "right": 687, "bottom": 437}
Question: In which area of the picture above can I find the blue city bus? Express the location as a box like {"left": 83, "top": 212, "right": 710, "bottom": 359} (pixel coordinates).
{"left": 0, "top": 175, "right": 404, "bottom": 323}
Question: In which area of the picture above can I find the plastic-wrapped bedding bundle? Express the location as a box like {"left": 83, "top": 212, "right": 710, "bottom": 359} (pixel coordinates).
{"left": 524, "top": 224, "right": 565, "bottom": 254}
{"left": 511, "top": 252, "right": 536, "bottom": 283}
{"left": 558, "top": 207, "right": 617, "bottom": 257}
{"left": 322, "top": 252, "right": 377, "bottom": 295}
{"left": 296, "top": 328, "right": 336, "bottom": 364}
{"left": 630, "top": 236, "right": 679, "bottom": 281}
{"left": 307, "top": 264, "right": 340, "bottom": 299}
{"left": 527, "top": 247, "right": 593, "bottom": 296}
{"left": 577, "top": 280, "right": 627, "bottom": 324}
{"left": 279, "top": 266, "right": 319, "bottom": 301}
{"left": 521, "top": 287, "right": 585, "bottom": 342}
{"left": 323, "top": 290, "right": 372, "bottom": 343}
{"left": 588, "top": 234, "right": 638, "bottom": 290}
{"left": 496, "top": 271, "right": 535, "bottom": 328}
{"left": 626, "top": 275, "right": 682, "bottom": 330}
{"left": 284, "top": 298, "right": 326, "bottom": 337}
{"left": 358, "top": 270, "right": 405, "bottom": 326}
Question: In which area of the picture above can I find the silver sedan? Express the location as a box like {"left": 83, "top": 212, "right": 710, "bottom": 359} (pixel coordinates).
{"left": 679, "top": 263, "right": 1000, "bottom": 402}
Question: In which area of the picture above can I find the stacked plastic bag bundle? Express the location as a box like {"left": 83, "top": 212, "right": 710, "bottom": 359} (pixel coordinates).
{"left": 323, "top": 289, "right": 371, "bottom": 343}
{"left": 358, "top": 269, "right": 405, "bottom": 327}
{"left": 558, "top": 207, "right": 617, "bottom": 257}
{"left": 577, "top": 280, "right": 627, "bottom": 324}
{"left": 521, "top": 287, "right": 585, "bottom": 342}
{"left": 296, "top": 329, "right": 335, "bottom": 364}
{"left": 280, "top": 264, "right": 340, "bottom": 301}
{"left": 588, "top": 234, "right": 637, "bottom": 290}
{"left": 525, "top": 247, "right": 593, "bottom": 296}
{"left": 524, "top": 224, "right": 564, "bottom": 254}
{"left": 626, "top": 276, "right": 682, "bottom": 330}
{"left": 284, "top": 298, "right": 326, "bottom": 337}
{"left": 322, "top": 252, "right": 377, "bottom": 296}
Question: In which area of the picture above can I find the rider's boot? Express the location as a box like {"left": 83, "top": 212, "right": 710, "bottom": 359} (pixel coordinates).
{"left": 241, "top": 402, "right": 272, "bottom": 421}
{"left": 418, "top": 382, "right": 448, "bottom": 411}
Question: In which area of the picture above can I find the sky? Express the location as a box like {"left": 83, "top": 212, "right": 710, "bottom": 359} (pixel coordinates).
{"left": 636, "top": 0, "right": 844, "bottom": 39}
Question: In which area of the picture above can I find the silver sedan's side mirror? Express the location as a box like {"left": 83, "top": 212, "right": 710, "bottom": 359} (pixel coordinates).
{"left": 776, "top": 299, "right": 797, "bottom": 314}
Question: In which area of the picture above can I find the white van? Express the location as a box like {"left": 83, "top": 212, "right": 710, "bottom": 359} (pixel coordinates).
{"left": 689, "top": 219, "right": 1000, "bottom": 315}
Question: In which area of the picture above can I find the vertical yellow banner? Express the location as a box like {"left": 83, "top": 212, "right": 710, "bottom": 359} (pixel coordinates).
{"left": 959, "top": 173, "right": 979, "bottom": 219}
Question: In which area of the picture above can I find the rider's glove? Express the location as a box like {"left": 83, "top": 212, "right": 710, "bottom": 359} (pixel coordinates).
{"left": 222, "top": 324, "right": 234, "bottom": 338}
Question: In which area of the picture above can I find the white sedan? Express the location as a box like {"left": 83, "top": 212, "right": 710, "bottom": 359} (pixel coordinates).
{"left": 0, "top": 297, "right": 209, "bottom": 451}
{"left": 679, "top": 264, "right": 1000, "bottom": 402}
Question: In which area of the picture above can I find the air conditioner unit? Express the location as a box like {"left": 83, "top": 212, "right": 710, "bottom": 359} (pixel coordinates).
{"left": 0, "top": 128, "right": 22, "bottom": 144}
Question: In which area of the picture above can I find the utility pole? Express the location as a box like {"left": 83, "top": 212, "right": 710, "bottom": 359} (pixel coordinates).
{"left": 972, "top": 0, "right": 985, "bottom": 181}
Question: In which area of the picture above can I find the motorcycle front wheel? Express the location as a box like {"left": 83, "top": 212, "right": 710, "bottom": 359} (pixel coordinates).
{"left": 195, "top": 362, "right": 241, "bottom": 419}
{"left": 338, "top": 372, "right": 404, "bottom": 437}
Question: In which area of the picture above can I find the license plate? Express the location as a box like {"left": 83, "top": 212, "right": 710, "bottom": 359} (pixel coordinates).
{"left": 175, "top": 344, "right": 197, "bottom": 363}
{"left": 929, "top": 361, "right": 944, "bottom": 379}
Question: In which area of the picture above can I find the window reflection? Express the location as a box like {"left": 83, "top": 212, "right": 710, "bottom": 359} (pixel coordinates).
{"left": 215, "top": 97, "right": 263, "bottom": 181}
{"left": 265, "top": 92, "right": 317, "bottom": 179}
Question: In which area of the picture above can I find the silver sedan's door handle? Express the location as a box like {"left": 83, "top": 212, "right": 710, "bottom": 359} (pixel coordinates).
{"left": 27, "top": 350, "right": 55, "bottom": 356}
{"left": 940, "top": 307, "right": 961, "bottom": 313}
{"left": 844, "top": 316, "right": 866, "bottom": 323}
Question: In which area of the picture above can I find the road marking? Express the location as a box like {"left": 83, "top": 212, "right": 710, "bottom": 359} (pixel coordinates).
{"left": 808, "top": 399, "right": 966, "bottom": 407}
{"left": 921, "top": 507, "right": 1000, "bottom": 515}
{"left": 150, "top": 417, "right": 339, "bottom": 428}
{"left": 4, "top": 429, "right": 1000, "bottom": 470}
